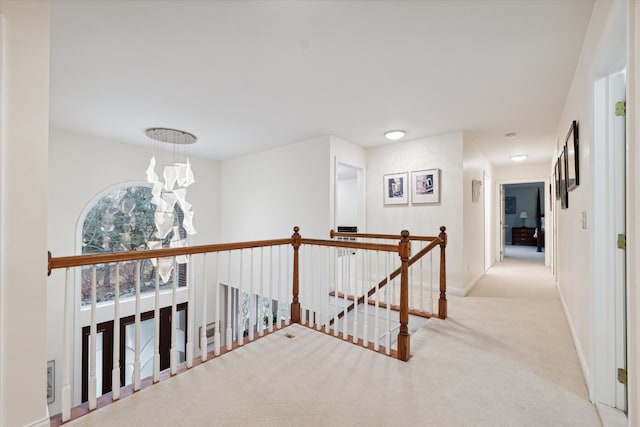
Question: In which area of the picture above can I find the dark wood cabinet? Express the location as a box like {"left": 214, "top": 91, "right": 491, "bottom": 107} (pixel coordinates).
{"left": 511, "top": 227, "right": 536, "bottom": 246}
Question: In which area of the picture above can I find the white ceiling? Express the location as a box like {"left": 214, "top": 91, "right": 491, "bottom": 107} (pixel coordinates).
{"left": 49, "top": 0, "right": 595, "bottom": 166}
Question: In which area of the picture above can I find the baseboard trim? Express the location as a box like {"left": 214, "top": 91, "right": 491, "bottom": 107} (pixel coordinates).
{"left": 28, "top": 415, "right": 50, "bottom": 427}
{"left": 447, "top": 287, "right": 465, "bottom": 297}
{"left": 557, "top": 283, "right": 593, "bottom": 399}
{"left": 463, "top": 273, "right": 484, "bottom": 296}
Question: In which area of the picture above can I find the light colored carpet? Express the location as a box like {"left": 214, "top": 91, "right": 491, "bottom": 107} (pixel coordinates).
{"left": 68, "top": 258, "right": 600, "bottom": 427}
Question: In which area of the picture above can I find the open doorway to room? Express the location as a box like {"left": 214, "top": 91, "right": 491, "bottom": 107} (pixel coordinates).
{"left": 335, "top": 163, "right": 363, "bottom": 233}
{"left": 502, "top": 182, "right": 546, "bottom": 264}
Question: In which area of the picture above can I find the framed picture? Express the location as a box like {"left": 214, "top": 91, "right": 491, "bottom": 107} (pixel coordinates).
{"left": 411, "top": 169, "right": 440, "bottom": 204}
{"left": 383, "top": 172, "right": 409, "bottom": 205}
{"left": 505, "top": 196, "right": 516, "bottom": 214}
{"left": 565, "top": 120, "right": 579, "bottom": 191}
{"left": 554, "top": 159, "right": 561, "bottom": 200}
{"left": 47, "top": 360, "right": 55, "bottom": 404}
{"left": 198, "top": 322, "right": 216, "bottom": 348}
{"left": 560, "top": 147, "right": 569, "bottom": 209}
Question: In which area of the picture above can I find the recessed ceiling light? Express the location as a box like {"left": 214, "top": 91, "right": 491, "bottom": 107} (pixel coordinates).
{"left": 510, "top": 155, "right": 528, "bottom": 162}
{"left": 384, "top": 130, "right": 406, "bottom": 140}
{"left": 504, "top": 132, "right": 517, "bottom": 139}
{"left": 145, "top": 128, "right": 197, "bottom": 145}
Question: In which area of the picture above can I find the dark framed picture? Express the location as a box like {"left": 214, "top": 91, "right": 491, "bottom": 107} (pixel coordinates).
{"left": 560, "top": 147, "right": 569, "bottom": 209}
{"left": 555, "top": 159, "right": 561, "bottom": 200}
{"left": 505, "top": 196, "right": 516, "bottom": 214}
{"left": 565, "top": 120, "right": 579, "bottom": 191}
{"left": 383, "top": 172, "right": 408, "bottom": 205}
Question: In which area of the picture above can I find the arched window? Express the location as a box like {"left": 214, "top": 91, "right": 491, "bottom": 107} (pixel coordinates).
{"left": 80, "top": 185, "right": 186, "bottom": 306}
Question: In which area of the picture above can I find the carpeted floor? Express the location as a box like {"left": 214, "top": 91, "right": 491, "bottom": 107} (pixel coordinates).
{"left": 67, "top": 257, "right": 600, "bottom": 426}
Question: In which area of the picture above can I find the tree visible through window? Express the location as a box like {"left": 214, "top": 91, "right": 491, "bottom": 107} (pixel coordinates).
{"left": 81, "top": 186, "right": 186, "bottom": 305}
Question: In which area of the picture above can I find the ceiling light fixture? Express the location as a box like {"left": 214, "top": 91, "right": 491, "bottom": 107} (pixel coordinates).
{"left": 145, "top": 127, "right": 197, "bottom": 145}
{"left": 510, "top": 155, "right": 528, "bottom": 162}
{"left": 384, "top": 130, "right": 406, "bottom": 141}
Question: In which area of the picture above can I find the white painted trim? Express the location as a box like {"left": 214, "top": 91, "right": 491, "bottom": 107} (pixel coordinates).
{"left": 557, "top": 283, "right": 593, "bottom": 401}
{"left": 463, "top": 272, "right": 484, "bottom": 296}
{"left": 27, "top": 416, "right": 50, "bottom": 427}
{"left": 447, "top": 287, "right": 466, "bottom": 297}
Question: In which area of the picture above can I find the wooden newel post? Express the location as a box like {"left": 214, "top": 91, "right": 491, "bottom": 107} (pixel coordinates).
{"left": 438, "top": 226, "right": 447, "bottom": 319}
{"left": 397, "top": 230, "right": 411, "bottom": 361}
{"left": 291, "top": 226, "right": 301, "bottom": 323}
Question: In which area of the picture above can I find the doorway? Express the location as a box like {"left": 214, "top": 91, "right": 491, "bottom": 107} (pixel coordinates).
{"left": 335, "top": 163, "right": 362, "bottom": 232}
{"left": 502, "top": 182, "right": 546, "bottom": 263}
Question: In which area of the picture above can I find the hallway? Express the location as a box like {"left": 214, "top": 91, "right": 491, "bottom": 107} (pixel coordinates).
{"left": 66, "top": 258, "right": 600, "bottom": 426}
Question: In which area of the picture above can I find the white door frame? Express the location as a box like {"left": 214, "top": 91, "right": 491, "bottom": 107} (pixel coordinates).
{"left": 495, "top": 178, "right": 551, "bottom": 266}
{"left": 592, "top": 69, "right": 627, "bottom": 410}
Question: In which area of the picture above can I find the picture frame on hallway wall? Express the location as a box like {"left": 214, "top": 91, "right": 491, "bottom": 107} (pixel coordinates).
{"left": 383, "top": 172, "right": 408, "bottom": 205}
{"left": 565, "top": 120, "right": 579, "bottom": 191}
{"left": 411, "top": 168, "right": 440, "bottom": 204}
{"left": 560, "top": 148, "right": 569, "bottom": 209}
{"left": 47, "top": 360, "right": 55, "bottom": 404}
{"left": 554, "top": 159, "right": 561, "bottom": 200}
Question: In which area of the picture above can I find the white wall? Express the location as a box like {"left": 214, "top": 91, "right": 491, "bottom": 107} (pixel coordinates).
{"left": 220, "top": 136, "right": 331, "bottom": 241}
{"left": 366, "top": 132, "right": 464, "bottom": 294}
{"left": 336, "top": 177, "right": 358, "bottom": 226}
{"left": 0, "top": 1, "right": 50, "bottom": 425}
{"left": 47, "top": 128, "right": 221, "bottom": 413}
{"left": 554, "top": 0, "right": 629, "bottom": 411}
{"left": 463, "top": 134, "right": 493, "bottom": 294}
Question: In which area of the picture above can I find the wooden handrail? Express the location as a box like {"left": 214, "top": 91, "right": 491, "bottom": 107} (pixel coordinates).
{"left": 48, "top": 238, "right": 293, "bottom": 275}
{"left": 330, "top": 229, "right": 439, "bottom": 242}
{"left": 300, "top": 238, "right": 398, "bottom": 253}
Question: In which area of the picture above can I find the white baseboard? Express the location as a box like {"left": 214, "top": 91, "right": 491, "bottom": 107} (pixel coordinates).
{"left": 447, "top": 287, "right": 465, "bottom": 296}
{"left": 463, "top": 273, "right": 484, "bottom": 296}
{"left": 557, "top": 283, "right": 593, "bottom": 400}
{"left": 28, "top": 415, "right": 50, "bottom": 427}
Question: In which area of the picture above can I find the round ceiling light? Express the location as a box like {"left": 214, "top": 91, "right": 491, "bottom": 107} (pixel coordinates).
{"left": 145, "top": 128, "right": 197, "bottom": 145}
{"left": 510, "top": 154, "right": 528, "bottom": 162}
{"left": 384, "top": 130, "right": 406, "bottom": 141}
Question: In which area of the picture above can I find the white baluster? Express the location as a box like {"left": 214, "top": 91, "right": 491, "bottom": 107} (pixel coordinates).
{"left": 325, "top": 246, "right": 331, "bottom": 332}
{"left": 258, "top": 247, "right": 264, "bottom": 337}
{"left": 352, "top": 249, "right": 358, "bottom": 344}
{"left": 343, "top": 248, "right": 348, "bottom": 340}
{"left": 420, "top": 250, "right": 424, "bottom": 313}
{"left": 201, "top": 253, "right": 208, "bottom": 361}
{"left": 300, "top": 246, "right": 306, "bottom": 326}
{"left": 333, "top": 246, "right": 339, "bottom": 337}
{"left": 268, "top": 247, "right": 274, "bottom": 333}
{"left": 285, "top": 246, "right": 291, "bottom": 325}
{"left": 89, "top": 266, "right": 97, "bottom": 409}
{"left": 226, "top": 251, "right": 233, "bottom": 351}
{"left": 170, "top": 258, "right": 177, "bottom": 375}
{"left": 363, "top": 251, "right": 369, "bottom": 348}
{"left": 134, "top": 260, "right": 141, "bottom": 391}
{"left": 61, "top": 268, "right": 72, "bottom": 421}
{"left": 186, "top": 254, "right": 194, "bottom": 368}
{"left": 153, "top": 259, "right": 160, "bottom": 382}
{"left": 373, "top": 252, "right": 380, "bottom": 351}
{"left": 430, "top": 251, "right": 434, "bottom": 314}
{"left": 237, "top": 250, "right": 244, "bottom": 346}
{"left": 214, "top": 253, "right": 221, "bottom": 356}
{"left": 112, "top": 263, "right": 121, "bottom": 399}
{"left": 278, "top": 245, "right": 283, "bottom": 329}
{"left": 386, "top": 253, "right": 392, "bottom": 356}
{"left": 248, "top": 248, "right": 255, "bottom": 342}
